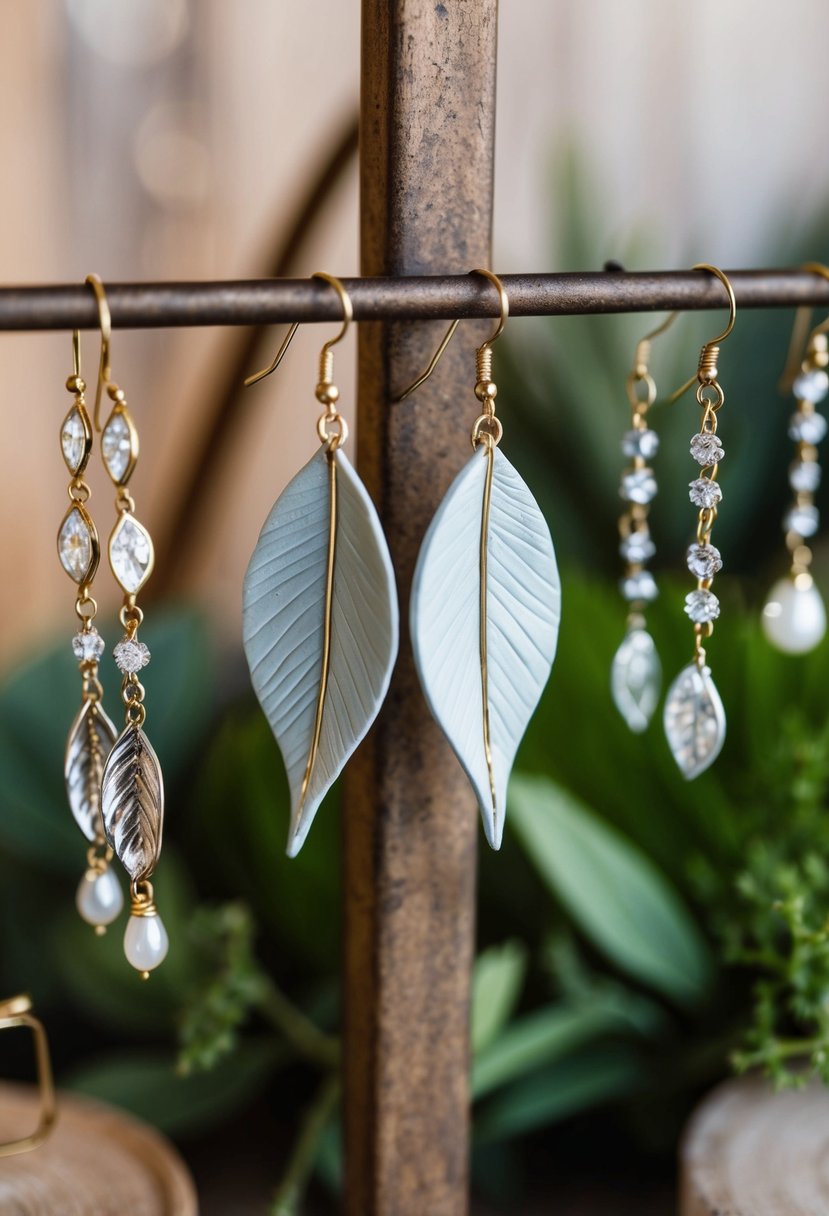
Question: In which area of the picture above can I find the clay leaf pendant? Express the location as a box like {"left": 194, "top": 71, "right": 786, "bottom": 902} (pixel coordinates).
{"left": 410, "top": 444, "right": 560, "bottom": 849}
{"left": 242, "top": 446, "right": 399, "bottom": 856}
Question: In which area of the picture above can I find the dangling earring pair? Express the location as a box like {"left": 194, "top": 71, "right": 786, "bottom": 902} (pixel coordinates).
{"left": 612, "top": 265, "right": 735, "bottom": 781}
{"left": 243, "top": 270, "right": 560, "bottom": 855}
{"left": 762, "top": 262, "right": 829, "bottom": 653}
{"left": 58, "top": 276, "right": 167, "bottom": 977}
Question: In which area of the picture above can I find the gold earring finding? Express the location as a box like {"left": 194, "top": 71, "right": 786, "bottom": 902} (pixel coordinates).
{"left": 394, "top": 268, "right": 509, "bottom": 403}
{"left": 665, "top": 264, "right": 736, "bottom": 405}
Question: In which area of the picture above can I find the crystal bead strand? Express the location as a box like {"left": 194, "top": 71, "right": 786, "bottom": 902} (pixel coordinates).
{"left": 761, "top": 332, "right": 828, "bottom": 653}
{"left": 611, "top": 338, "right": 662, "bottom": 732}
{"left": 56, "top": 333, "right": 123, "bottom": 933}
{"left": 664, "top": 323, "right": 730, "bottom": 780}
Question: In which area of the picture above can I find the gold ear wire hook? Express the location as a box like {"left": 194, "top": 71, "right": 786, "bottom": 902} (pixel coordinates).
{"left": 71, "top": 328, "right": 82, "bottom": 380}
{"left": 664, "top": 264, "right": 736, "bottom": 405}
{"left": 626, "top": 311, "right": 680, "bottom": 411}
{"left": 243, "top": 322, "right": 300, "bottom": 387}
{"left": 394, "top": 268, "right": 509, "bottom": 402}
{"left": 243, "top": 272, "right": 353, "bottom": 389}
{"left": 84, "top": 274, "right": 112, "bottom": 431}
{"left": 778, "top": 263, "right": 829, "bottom": 393}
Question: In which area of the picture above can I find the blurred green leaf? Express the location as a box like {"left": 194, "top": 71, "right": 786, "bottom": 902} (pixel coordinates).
{"left": 472, "top": 984, "right": 659, "bottom": 1100}
{"left": 509, "top": 774, "right": 713, "bottom": 1006}
{"left": 63, "top": 1038, "right": 283, "bottom": 1137}
{"left": 476, "top": 1041, "right": 641, "bottom": 1143}
{"left": 190, "top": 710, "right": 340, "bottom": 974}
{"left": 471, "top": 941, "right": 527, "bottom": 1054}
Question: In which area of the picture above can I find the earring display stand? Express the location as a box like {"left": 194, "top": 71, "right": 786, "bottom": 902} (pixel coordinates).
{"left": 4, "top": 2, "right": 829, "bottom": 1212}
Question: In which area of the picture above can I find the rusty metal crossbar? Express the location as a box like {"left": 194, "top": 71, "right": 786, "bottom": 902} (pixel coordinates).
{"left": 0, "top": 269, "right": 828, "bottom": 331}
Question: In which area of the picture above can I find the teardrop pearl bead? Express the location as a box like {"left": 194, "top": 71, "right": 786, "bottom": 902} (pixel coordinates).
{"left": 76, "top": 868, "right": 124, "bottom": 929}
{"left": 124, "top": 912, "right": 169, "bottom": 974}
{"left": 762, "top": 576, "right": 827, "bottom": 654}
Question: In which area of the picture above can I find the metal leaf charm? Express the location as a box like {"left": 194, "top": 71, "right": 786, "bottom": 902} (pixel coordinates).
{"left": 101, "top": 724, "right": 164, "bottom": 881}
{"left": 663, "top": 662, "right": 725, "bottom": 780}
{"left": 243, "top": 446, "right": 398, "bottom": 857}
{"left": 611, "top": 628, "right": 661, "bottom": 733}
{"left": 410, "top": 445, "right": 560, "bottom": 850}
{"left": 64, "top": 699, "right": 118, "bottom": 842}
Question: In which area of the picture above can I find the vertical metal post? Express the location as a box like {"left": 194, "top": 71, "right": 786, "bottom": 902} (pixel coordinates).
{"left": 344, "top": 3, "right": 498, "bottom": 1214}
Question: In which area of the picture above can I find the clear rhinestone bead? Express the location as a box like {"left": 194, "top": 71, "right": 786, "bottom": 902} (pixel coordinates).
{"left": 620, "top": 570, "right": 658, "bottom": 602}
{"left": 687, "top": 543, "right": 723, "bottom": 579}
{"left": 61, "top": 405, "right": 89, "bottom": 475}
{"left": 789, "top": 460, "right": 821, "bottom": 493}
{"left": 688, "top": 478, "right": 723, "bottom": 509}
{"left": 102, "top": 411, "right": 134, "bottom": 483}
{"left": 788, "top": 411, "right": 827, "bottom": 445}
{"left": 620, "top": 468, "right": 657, "bottom": 505}
{"left": 690, "top": 432, "right": 725, "bottom": 466}
{"left": 113, "top": 638, "right": 151, "bottom": 674}
{"left": 619, "top": 532, "right": 656, "bottom": 564}
{"left": 72, "top": 627, "right": 106, "bottom": 662}
{"left": 793, "top": 369, "right": 829, "bottom": 404}
{"left": 684, "top": 589, "right": 721, "bottom": 624}
{"left": 621, "top": 428, "right": 659, "bottom": 460}
{"left": 58, "top": 506, "right": 95, "bottom": 583}
{"left": 109, "top": 515, "right": 154, "bottom": 595}
{"left": 784, "top": 503, "right": 819, "bottom": 538}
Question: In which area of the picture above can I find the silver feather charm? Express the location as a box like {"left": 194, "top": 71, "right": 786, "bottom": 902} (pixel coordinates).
{"left": 64, "top": 699, "right": 118, "bottom": 842}
{"left": 101, "top": 724, "right": 164, "bottom": 881}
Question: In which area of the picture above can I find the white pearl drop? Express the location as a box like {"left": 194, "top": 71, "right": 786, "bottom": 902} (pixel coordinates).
{"left": 75, "top": 868, "right": 124, "bottom": 928}
{"left": 123, "top": 912, "right": 169, "bottom": 974}
{"left": 762, "top": 576, "right": 827, "bottom": 654}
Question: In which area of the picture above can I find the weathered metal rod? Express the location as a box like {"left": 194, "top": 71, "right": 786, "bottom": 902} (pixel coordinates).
{"left": 0, "top": 269, "right": 827, "bottom": 330}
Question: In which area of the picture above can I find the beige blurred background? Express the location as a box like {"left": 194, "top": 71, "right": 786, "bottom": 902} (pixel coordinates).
{"left": 3, "top": 0, "right": 829, "bottom": 666}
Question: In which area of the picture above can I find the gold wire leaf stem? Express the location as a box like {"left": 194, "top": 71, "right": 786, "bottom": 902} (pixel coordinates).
{"left": 298, "top": 450, "right": 338, "bottom": 816}
{"left": 478, "top": 437, "right": 497, "bottom": 827}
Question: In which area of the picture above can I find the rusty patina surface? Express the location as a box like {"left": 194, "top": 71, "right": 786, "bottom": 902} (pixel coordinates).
{"left": 344, "top": 2, "right": 498, "bottom": 1214}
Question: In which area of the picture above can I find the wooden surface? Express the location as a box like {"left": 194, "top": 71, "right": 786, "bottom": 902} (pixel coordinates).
{"left": 0, "top": 1083, "right": 197, "bottom": 1215}
{"left": 344, "top": 1, "right": 498, "bottom": 1214}
{"left": 681, "top": 1073, "right": 829, "bottom": 1214}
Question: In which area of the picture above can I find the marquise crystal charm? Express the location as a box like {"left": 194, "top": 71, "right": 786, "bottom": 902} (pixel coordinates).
{"left": 58, "top": 504, "right": 99, "bottom": 584}
{"left": 61, "top": 402, "right": 92, "bottom": 475}
{"left": 109, "top": 514, "right": 154, "bottom": 595}
{"left": 663, "top": 662, "right": 726, "bottom": 779}
{"left": 101, "top": 405, "right": 137, "bottom": 484}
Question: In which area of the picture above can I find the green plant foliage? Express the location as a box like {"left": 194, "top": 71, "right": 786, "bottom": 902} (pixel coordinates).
{"left": 476, "top": 1041, "right": 642, "bottom": 1144}
{"left": 188, "top": 710, "right": 341, "bottom": 975}
{"left": 509, "top": 775, "right": 713, "bottom": 1006}
{"left": 64, "top": 1040, "right": 282, "bottom": 1138}
{"left": 471, "top": 941, "right": 528, "bottom": 1054}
